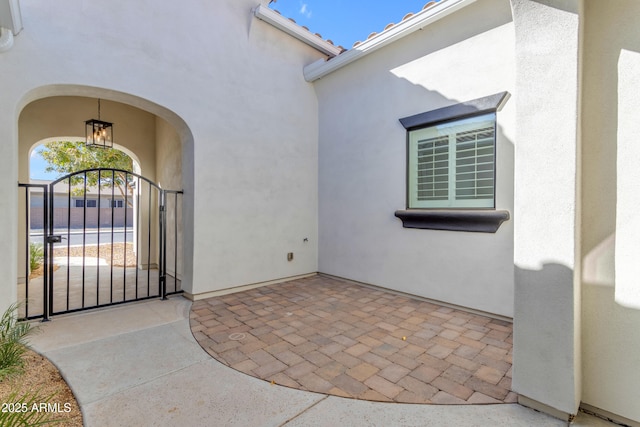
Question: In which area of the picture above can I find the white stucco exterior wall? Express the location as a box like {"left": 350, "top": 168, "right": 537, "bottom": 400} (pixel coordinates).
{"left": 615, "top": 51, "right": 640, "bottom": 308}
{"left": 315, "top": 0, "right": 516, "bottom": 317}
{"left": 510, "top": 0, "right": 583, "bottom": 416}
{"left": 155, "top": 118, "right": 182, "bottom": 192}
{"left": 581, "top": 1, "right": 640, "bottom": 423}
{"left": 0, "top": 0, "right": 324, "bottom": 312}
{"left": 156, "top": 117, "right": 183, "bottom": 280}
{"left": 0, "top": 103, "right": 18, "bottom": 311}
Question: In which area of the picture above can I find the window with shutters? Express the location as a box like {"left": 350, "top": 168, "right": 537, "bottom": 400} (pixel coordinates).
{"left": 408, "top": 113, "right": 496, "bottom": 209}
{"left": 396, "top": 92, "right": 510, "bottom": 232}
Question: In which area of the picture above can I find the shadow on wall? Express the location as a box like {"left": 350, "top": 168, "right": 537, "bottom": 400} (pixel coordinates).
{"left": 513, "top": 262, "right": 577, "bottom": 413}
{"left": 514, "top": 263, "right": 575, "bottom": 324}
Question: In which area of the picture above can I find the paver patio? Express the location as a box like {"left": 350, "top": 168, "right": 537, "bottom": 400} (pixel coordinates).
{"left": 190, "top": 275, "right": 516, "bottom": 404}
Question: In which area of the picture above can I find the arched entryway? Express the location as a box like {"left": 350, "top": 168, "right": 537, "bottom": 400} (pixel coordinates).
{"left": 16, "top": 86, "right": 194, "bottom": 319}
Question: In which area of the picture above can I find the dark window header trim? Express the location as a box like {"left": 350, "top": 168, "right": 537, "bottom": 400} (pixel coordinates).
{"left": 399, "top": 91, "right": 511, "bottom": 131}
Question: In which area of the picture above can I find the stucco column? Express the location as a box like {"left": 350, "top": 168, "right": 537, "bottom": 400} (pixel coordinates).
{"left": 0, "top": 104, "right": 18, "bottom": 314}
{"left": 510, "top": 0, "right": 582, "bottom": 418}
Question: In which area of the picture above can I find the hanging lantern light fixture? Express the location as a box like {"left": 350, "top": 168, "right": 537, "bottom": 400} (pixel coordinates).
{"left": 85, "top": 98, "right": 113, "bottom": 148}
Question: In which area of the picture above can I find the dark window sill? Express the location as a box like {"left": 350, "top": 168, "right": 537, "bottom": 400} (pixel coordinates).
{"left": 394, "top": 209, "right": 510, "bottom": 233}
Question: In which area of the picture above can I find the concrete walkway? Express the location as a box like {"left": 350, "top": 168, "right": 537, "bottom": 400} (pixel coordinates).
{"left": 29, "top": 297, "right": 615, "bottom": 426}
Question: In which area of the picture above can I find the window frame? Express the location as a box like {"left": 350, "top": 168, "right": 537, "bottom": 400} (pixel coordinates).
{"left": 407, "top": 112, "right": 497, "bottom": 209}
{"left": 395, "top": 92, "right": 511, "bottom": 233}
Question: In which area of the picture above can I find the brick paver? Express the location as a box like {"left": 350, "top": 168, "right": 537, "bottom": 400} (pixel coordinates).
{"left": 190, "top": 275, "right": 514, "bottom": 404}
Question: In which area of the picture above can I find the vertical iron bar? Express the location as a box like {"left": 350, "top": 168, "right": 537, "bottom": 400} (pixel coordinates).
{"left": 66, "top": 178, "right": 71, "bottom": 311}
{"left": 81, "top": 171, "right": 87, "bottom": 308}
{"left": 135, "top": 176, "right": 140, "bottom": 300}
{"left": 110, "top": 170, "right": 115, "bottom": 303}
{"left": 160, "top": 190, "right": 166, "bottom": 299}
{"left": 147, "top": 181, "right": 152, "bottom": 297}
{"left": 174, "top": 191, "right": 178, "bottom": 293}
{"left": 42, "top": 187, "right": 48, "bottom": 316}
{"left": 123, "top": 172, "right": 128, "bottom": 300}
{"left": 43, "top": 185, "right": 51, "bottom": 321}
{"left": 23, "top": 186, "right": 29, "bottom": 318}
{"left": 96, "top": 171, "right": 101, "bottom": 306}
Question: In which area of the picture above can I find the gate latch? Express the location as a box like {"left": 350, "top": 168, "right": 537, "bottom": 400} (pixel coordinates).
{"left": 46, "top": 235, "right": 63, "bottom": 244}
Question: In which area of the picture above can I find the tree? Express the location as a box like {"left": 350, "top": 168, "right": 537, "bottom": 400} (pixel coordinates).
{"left": 38, "top": 140, "right": 135, "bottom": 206}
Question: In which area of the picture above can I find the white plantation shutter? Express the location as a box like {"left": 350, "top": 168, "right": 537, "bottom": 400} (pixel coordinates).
{"left": 409, "top": 113, "right": 496, "bottom": 208}
{"left": 455, "top": 124, "right": 495, "bottom": 202}
{"left": 416, "top": 135, "right": 449, "bottom": 202}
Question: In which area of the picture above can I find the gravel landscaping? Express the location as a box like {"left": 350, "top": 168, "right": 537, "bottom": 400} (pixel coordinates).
{"left": 53, "top": 242, "right": 138, "bottom": 267}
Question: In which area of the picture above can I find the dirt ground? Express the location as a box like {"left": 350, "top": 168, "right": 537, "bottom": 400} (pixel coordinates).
{"left": 0, "top": 348, "right": 83, "bottom": 426}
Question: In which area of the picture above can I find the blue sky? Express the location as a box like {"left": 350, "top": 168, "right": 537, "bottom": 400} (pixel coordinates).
{"left": 30, "top": 147, "right": 57, "bottom": 180}
{"left": 269, "top": 0, "right": 440, "bottom": 49}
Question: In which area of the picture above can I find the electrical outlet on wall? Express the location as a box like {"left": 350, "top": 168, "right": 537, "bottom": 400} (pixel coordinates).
{"left": 287, "top": 252, "right": 293, "bottom": 261}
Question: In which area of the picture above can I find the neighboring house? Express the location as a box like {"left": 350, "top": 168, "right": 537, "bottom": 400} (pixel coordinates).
{"left": 27, "top": 179, "right": 131, "bottom": 229}
{"left": 1, "top": 0, "right": 639, "bottom": 425}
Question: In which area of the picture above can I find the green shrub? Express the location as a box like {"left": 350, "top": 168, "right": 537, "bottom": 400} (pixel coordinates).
{"left": 0, "top": 303, "right": 38, "bottom": 380}
{"left": 0, "top": 304, "right": 59, "bottom": 426}
{"left": 29, "top": 243, "right": 44, "bottom": 274}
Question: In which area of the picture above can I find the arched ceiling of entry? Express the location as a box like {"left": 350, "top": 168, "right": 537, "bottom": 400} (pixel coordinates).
{"left": 18, "top": 86, "right": 193, "bottom": 188}
{"left": 18, "top": 85, "right": 192, "bottom": 143}
{"left": 20, "top": 96, "right": 158, "bottom": 181}
{"left": 17, "top": 84, "right": 194, "bottom": 194}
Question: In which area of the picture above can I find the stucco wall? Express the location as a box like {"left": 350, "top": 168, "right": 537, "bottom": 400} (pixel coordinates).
{"left": 155, "top": 117, "right": 183, "bottom": 280}
{"left": 0, "top": 0, "right": 324, "bottom": 312}
{"left": 155, "top": 118, "right": 181, "bottom": 191}
{"left": 510, "top": 0, "right": 583, "bottom": 416}
{"left": 581, "top": 0, "right": 640, "bottom": 422}
{"left": 315, "top": 0, "right": 516, "bottom": 317}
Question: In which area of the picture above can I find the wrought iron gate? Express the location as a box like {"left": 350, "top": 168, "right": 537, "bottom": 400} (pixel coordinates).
{"left": 18, "top": 169, "right": 182, "bottom": 320}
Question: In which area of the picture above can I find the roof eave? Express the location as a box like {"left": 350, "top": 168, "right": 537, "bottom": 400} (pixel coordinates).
{"left": 303, "top": 0, "right": 478, "bottom": 82}
{"left": 0, "top": 0, "right": 22, "bottom": 35}
{"left": 253, "top": 4, "right": 342, "bottom": 58}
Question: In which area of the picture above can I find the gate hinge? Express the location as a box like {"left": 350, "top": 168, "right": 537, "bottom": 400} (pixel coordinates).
{"left": 160, "top": 205, "right": 166, "bottom": 212}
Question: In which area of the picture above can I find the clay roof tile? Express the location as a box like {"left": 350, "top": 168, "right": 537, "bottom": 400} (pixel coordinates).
{"left": 402, "top": 12, "right": 414, "bottom": 22}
